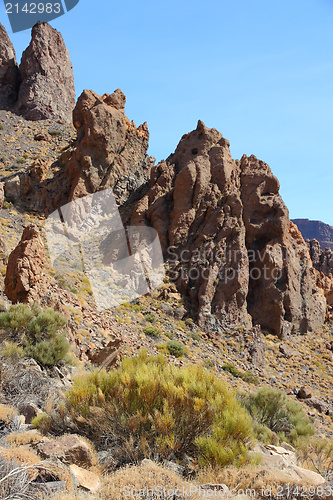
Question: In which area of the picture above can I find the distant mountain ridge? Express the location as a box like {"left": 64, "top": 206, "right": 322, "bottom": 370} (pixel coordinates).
{"left": 292, "top": 219, "right": 333, "bottom": 250}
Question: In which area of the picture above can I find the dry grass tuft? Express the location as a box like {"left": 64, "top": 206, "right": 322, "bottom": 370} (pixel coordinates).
{"left": 5, "top": 429, "right": 45, "bottom": 447}
{"left": 99, "top": 460, "right": 202, "bottom": 500}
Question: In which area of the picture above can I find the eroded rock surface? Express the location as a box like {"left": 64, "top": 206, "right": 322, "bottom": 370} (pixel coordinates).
{"left": 131, "top": 121, "right": 326, "bottom": 336}
{"left": 4, "top": 224, "right": 45, "bottom": 303}
{"left": 307, "top": 238, "right": 333, "bottom": 275}
{"left": 0, "top": 23, "right": 20, "bottom": 108}
{"left": 61, "top": 88, "right": 153, "bottom": 205}
{"left": 17, "top": 22, "right": 75, "bottom": 122}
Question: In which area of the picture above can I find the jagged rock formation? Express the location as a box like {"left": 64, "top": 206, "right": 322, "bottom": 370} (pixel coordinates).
{"left": 307, "top": 239, "right": 333, "bottom": 275}
{"left": 4, "top": 224, "right": 45, "bottom": 303}
{"left": 293, "top": 218, "right": 333, "bottom": 251}
{"left": 63, "top": 88, "right": 152, "bottom": 204}
{"left": 131, "top": 121, "right": 326, "bottom": 337}
{"left": 19, "top": 88, "right": 153, "bottom": 211}
{"left": 0, "top": 23, "right": 20, "bottom": 108}
{"left": 16, "top": 22, "right": 75, "bottom": 122}
{"left": 307, "top": 239, "right": 333, "bottom": 310}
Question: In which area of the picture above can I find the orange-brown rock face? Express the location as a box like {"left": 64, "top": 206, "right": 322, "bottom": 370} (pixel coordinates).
{"left": 4, "top": 224, "right": 45, "bottom": 303}
{"left": 241, "top": 155, "right": 326, "bottom": 336}
{"left": 64, "top": 89, "right": 153, "bottom": 205}
{"left": 0, "top": 23, "right": 20, "bottom": 109}
{"left": 133, "top": 120, "right": 252, "bottom": 331}
{"left": 17, "top": 22, "right": 75, "bottom": 123}
{"left": 132, "top": 121, "right": 326, "bottom": 337}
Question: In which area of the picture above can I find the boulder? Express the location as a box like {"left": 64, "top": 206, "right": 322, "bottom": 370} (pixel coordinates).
{"left": 4, "top": 224, "right": 45, "bottom": 303}
{"left": 36, "top": 434, "right": 96, "bottom": 467}
{"left": 285, "top": 465, "right": 325, "bottom": 486}
{"left": 0, "top": 182, "right": 4, "bottom": 209}
{"left": 279, "top": 343, "right": 298, "bottom": 359}
{"left": 17, "top": 22, "right": 75, "bottom": 123}
{"left": 247, "top": 324, "right": 265, "bottom": 368}
{"left": 4, "top": 175, "right": 20, "bottom": 203}
{"left": 297, "top": 386, "right": 312, "bottom": 400}
{"left": 69, "top": 464, "right": 101, "bottom": 493}
{"left": 0, "top": 23, "right": 20, "bottom": 108}
{"left": 18, "top": 402, "right": 43, "bottom": 424}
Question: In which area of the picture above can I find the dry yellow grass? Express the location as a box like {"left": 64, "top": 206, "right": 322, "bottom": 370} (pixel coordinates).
{"left": 99, "top": 461, "right": 202, "bottom": 500}
{"left": 196, "top": 465, "right": 324, "bottom": 495}
{"left": 5, "top": 429, "right": 44, "bottom": 446}
{"left": 0, "top": 447, "right": 40, "bottom": 466}
{"left": 0, "top": 403, "right": 18, "bottom": 422}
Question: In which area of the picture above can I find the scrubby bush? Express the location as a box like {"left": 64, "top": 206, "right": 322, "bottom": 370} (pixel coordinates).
{"left": 239, "top": 387, "right": 315, "bottom": 446}
{"left": 143, "top": 326, "right": 161, "bottom": 338}
{"left": 222, "top": 363, "right": 259, "bottom": 385}
{"left": 64, "top": 350, "right": 254, "bottom": 468}
{"left": 0, "top": 340, "right": 24, "bottom": 360}
{"left": 299, "top": 436, "right": 333, "bottom": 480}
{"left": 144, "top": 313, "right": 156, "bottom": 323}
{"left": 166, "top": 340, "right": 184, "bottom": 358}
{"left": 0, "top": 303, "right": 69, "bottom": 367}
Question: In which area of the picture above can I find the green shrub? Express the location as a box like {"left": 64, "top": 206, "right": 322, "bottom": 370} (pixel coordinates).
{"left": 31, "top": 413, "right": 52, "bottom": 434}
{"left": 165, "top": 331, "right": 175, "bottom": 340}
{"left": 144, "top": 313, "right": 156, "bottom": 323}
{"left": 2, "top": 201, "right": 13, "bottom": 209}
{"left": 0, "top": 341, "right": 24, "bottom": 360}
{"left": 48, "top": 129, "right": 62, "bottom": 137}
{"left": 0, "top": 303, "right": 69, "bottom": 367}
{"left": 64, "top": 350, "right": 254, "bottom": 467}
{"left": 222, "top": 363, "right": 259, "bottom": 385}
{"left": 143, "top": 326, "right": 161, "bottom": 338}
{"left": 239, "top": 387, "right": 315, "bottom": 446}
{"left": 166, "top": 341, "right": 184, "bottom": 358}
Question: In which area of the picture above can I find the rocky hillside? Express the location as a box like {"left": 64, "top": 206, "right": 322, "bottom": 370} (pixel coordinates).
{"left": 293, "top": 218, "right": 333, "bottom": 251}
{"left": 0, "top": 21, "right": 332, "bottom": 499}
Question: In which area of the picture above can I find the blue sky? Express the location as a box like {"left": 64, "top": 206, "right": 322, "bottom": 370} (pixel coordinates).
{"left": 1, "top": 0, "right": 332, "bottom": 224}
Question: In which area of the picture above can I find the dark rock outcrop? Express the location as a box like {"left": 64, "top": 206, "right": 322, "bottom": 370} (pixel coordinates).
{"left": 293, "top": 219, "right": 333, "bottom": 251}
{"left": 16, "top": 22, "right": 75, "bottom": 122}
{"left": 307, "top": 238, "right": 333, "bottom": 275}
{"left": 4, "top": 224, "right": 45, "bottom": 303}
{"left": 131, "top": 121, "right": 326, "bottom": 337}
{"left": 0, "top": 23, "right": 20, "bottom": 108}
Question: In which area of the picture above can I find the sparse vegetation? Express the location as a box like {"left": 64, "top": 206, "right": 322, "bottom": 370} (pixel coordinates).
{"left": 222, "top": 362, "right": 259, "bottom": 385}
{"left": 143, "top": 326, "right": 161, "bottom": 338}
{"left": 166, "top": 340, "right": 184, "bottom": 358}
{"left": 48, "top": 129, "right": 63, "bottom": 137}
{"left": 62, "top": 350, "right": 254, "bottom": 468}
{"left": 239, "top": 387, "right": 315, "bottom": 446}
{"left": 144, "top": 313, "right": 156, "bottom": 323}
{"left": 0, "top": 303, "right": 70, "bottom": 367}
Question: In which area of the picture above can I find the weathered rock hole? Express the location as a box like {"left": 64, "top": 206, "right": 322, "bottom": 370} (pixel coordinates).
{"left": 191, "top": 148, "right": 198, "bottom": 155}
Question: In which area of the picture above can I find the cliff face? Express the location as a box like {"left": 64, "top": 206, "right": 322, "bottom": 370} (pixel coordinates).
{"left": 65, "top": 89, "right": 152, "bottom": 204}
{"left": 17, "top": 22, "right": 75, "bottom": 123}
{"left": 131, "top": 121, "right": 326, "bottom": 337}
{"left": 292, "top": 219, "right": 333, "bottom": 251}
{"left": 0, "top": 23, "right": 20, "bottom": 109}
{"left": 307, "top": 239, "right": 333, "bottom": 276}
{"left": 0, "top": 22, "right": 75, "bottom": 123}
